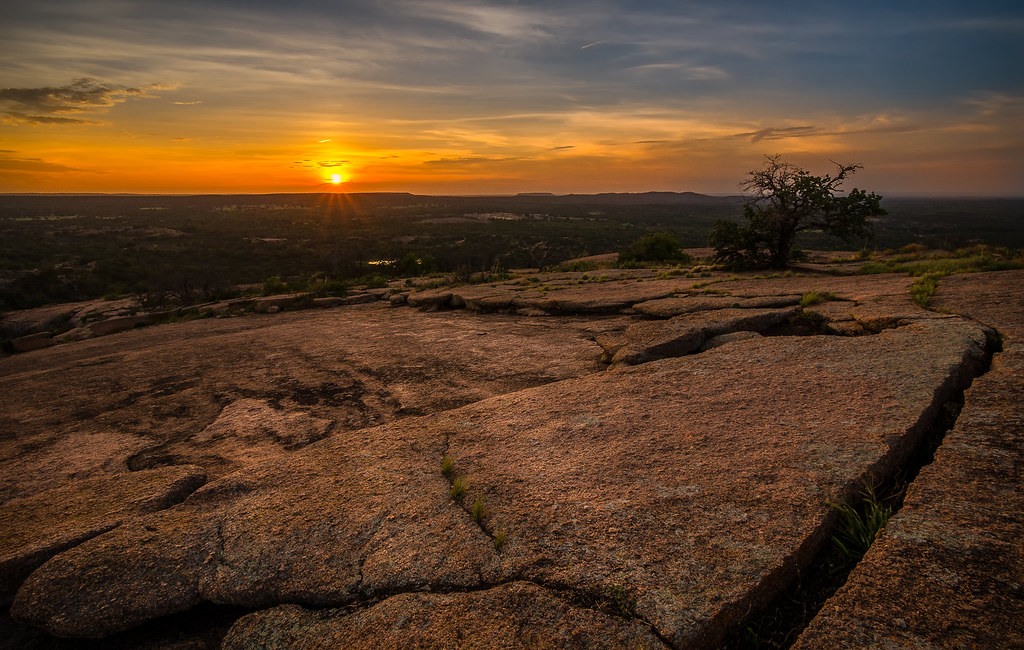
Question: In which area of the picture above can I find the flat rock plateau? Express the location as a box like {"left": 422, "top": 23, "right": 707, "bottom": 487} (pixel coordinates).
{"left": 1, "top": 268, "right": 1021, "bottom": 649}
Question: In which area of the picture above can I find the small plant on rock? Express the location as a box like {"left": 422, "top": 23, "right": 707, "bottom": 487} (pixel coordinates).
{"left": 831, "top": 482, "right": 895, "bottom": 571}
{"left": 450, "top": 476, "right": 467, "bottom": 501}
{"left": 799, "top": 290, "right": 837, "bottom": 307}
{"left": 910, "top": 272, "right": 941, "bottom": 307}
{"left": 440, "top": 454, "right": 455, "bottom": 478}
{"left": 471, "top": 496, "right": 487, "bottom": 523}
{"left": 493, "top": 529, "right": 507, "bottom": 549}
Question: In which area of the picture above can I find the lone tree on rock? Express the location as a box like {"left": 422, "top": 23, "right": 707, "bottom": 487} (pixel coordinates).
{"left": 710, "top": 155, "right": 885, "bottom": 269}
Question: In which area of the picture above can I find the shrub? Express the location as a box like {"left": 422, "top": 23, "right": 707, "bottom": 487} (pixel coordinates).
{"left": 618, "top": 232, "right": 692, "bottom": 266}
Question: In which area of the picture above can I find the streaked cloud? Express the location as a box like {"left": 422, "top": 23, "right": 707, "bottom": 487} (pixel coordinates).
{"left": 0, "top": 152, "right": 90, "bottom": 173}
{"left": 0, "top": 77, "right": 166, "bottom": 125}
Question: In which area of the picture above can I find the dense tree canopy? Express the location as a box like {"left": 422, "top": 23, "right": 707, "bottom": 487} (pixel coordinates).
{"left": 710, "top": 155, "right": 886, "bottom": 268}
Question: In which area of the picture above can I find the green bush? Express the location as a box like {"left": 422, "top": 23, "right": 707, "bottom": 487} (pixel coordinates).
{"left": 618, "top": 232, "right": 692, "bottom": 265}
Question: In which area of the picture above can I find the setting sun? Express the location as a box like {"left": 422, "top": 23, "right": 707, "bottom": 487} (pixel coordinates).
{"left": 330, "top": 174, "right": 343, "bottom": 184}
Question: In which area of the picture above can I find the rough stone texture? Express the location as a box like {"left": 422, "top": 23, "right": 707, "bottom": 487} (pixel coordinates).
{"left": 0, "top": 465, "right": 206, "bottom": 604}
{"left": 311, "top": 296, "right": 345, "bottom": 308}
{"left": 794, "top": 269, "right": 1024, "bottom": 649}
{"left": 720, "top": 274, "right": 914, "bottom": 302}
{"left": 253, "top": 294, "right": 304, "bottom": 313}
{"left": 632, "top": 296, "right": 739, "bottom": 318}
{"left": 699, "top": 330, "right": 761, "bottom": 351}
{"left": 0, "top": 303, "right": 614, "bottom": 500}
{"left": 408, "top": 278, "right": 695, "bottom": 316}
{"left": 8, "top": 316, "right": 990, "bottom": 646}
{"left": 4, "top": 269, "right": 1018, "bottom": 648}
{"left": 222, "top": 582, "right": 668, "bottom": 649}
{"left": 597, "top": 307, "right": 798, "bottom": 365}
{"left": 802, "top": 300, "right": 855, "bottom": 323}
{"left": 10, "top": 332, "right": 53, "bottom": 352}
{"left": 405, "top": 288, "right": 453, "bottom": 310}
{"left": 87, "top": 315, "right": 151, "bottom": 337}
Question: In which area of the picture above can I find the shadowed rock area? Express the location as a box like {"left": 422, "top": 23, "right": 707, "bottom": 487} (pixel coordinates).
{"left": 2, "top": 269, "right": 1021, "bottom": 648}
{"left": 794, "top": 270, "right": 1024, "bottom": 649}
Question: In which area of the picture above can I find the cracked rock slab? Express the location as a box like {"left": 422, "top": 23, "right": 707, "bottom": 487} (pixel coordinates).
{"left": 0, "top": 465, "right": 206, "bottom": 605}
{"left": 222, "top": 582, "right": 669, "bottom": 649}
{"left": 596, "top": 307, "right": 797, "bottom": 365}
{"left": 794, "top": 270, "right": 1024, "bottom": 649}
{"left": 8, "top": 316, "right": 990, "bottom": 647}
{"left": 10, "top": 425, "right": 500, "bottom": 637}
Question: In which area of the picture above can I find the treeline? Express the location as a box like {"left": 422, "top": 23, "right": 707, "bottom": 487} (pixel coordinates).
{"left": 1, "top": 193, "right": 1021, "bottom": 311}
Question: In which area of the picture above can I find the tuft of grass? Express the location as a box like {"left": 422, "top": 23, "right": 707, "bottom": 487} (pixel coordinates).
{"left": 440, "top": 454, "right": 455, "bottom": 478}
{"left": 493, "top": 529, "right": 507, "bottom": 549}
{"left": 910, "top": 272, "right": 941, "bottom": 307}
{"left": 471, "top": 496, "right": 487, "bottom": 523}
{"left": 831, "top": 483, "right": 894, "bottom": 571}
{"left": 449, "top": 476, "right": 467, "bottom": 501}
{"left": 799, "top": 291, "right": 837, "bottom": 307}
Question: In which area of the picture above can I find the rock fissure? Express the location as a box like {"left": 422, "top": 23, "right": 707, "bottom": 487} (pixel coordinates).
{"left": 724, "top": 321, "right": 1001, "bottom": 649}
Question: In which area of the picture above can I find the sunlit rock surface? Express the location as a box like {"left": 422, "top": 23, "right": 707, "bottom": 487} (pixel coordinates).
{"left": 794, "top": 270, "right": 1024, "bottom": 649}
{"left": 1, "top": 270, "right": 1020, "bottom": 648}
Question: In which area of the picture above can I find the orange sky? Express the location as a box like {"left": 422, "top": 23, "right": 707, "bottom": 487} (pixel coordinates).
{"left": 2, "top": 2, "right": 1022, "bottom": 195}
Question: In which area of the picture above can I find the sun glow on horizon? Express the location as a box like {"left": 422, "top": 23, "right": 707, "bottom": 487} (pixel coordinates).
{"left": 330, "top": 173, "right": 343, "bottom": 184}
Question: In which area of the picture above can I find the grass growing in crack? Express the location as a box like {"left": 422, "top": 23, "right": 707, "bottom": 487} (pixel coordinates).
{"left": 830, "top": 483, "right": 895, "bottom": 572}
{"left": 449, "top": 476, "right": 467, "bottom": 501}
{"left": 440, "top": 454, "right": 455, "bottom": 478}
{"left": 799, "top": 291, "right": 837, "bottom": 307}
{"left": 471, "top": 495, "right": 487, "bottom": 523}
{"left": 493, "top": 529, "right": 507, "bottom": 549}
{"left": 910, "top": 272, "right": 941, "bottom": 307}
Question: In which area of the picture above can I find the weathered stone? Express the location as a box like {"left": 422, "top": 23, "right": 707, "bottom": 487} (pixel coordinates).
{"left": 3, "top": 269, "right": 1019, "bottom": 647}
{"left": 11, "top": 332, "right": 53, "bottom": 352}
{"left": 222, "top": 582, "right": 668, "bottom": 649}
{"left": 406, "top": 288, "right": 453, "bottom": 310}
{"left": 604, "top": 307, "right": 798, "bottom": 365}
{"left": 8, "top": 318, "right": 990, "bottom": 646}
{"left": 0, "top": 465, "right": 206, "bottom": 604}
{"left": 723, "top": 274, "right": 914, "bottom": 302}
{"left": 699, "top": 330, "right": 761, "bottom": 351}
{"left": 312, "top": 296, "right": 345, "bottom": 308}
{"left": 794, "top": 270, "right": 1024, "bottom": 650}
{"left": 340, "top": 292, "right": 376, "bottom": 305}
{"left": 265, "top": 305, "right": 281, "bottom": 314}
{"left": 254, "top": 294, "right": 304, "bottom": 313}
{"left": 0, "top": 303, "right": 606, "bottom": 493}
{"left": 632, "top": 295, "right": 739, "bottom": 318}
{"left": 803, "top": 300, "right": 855, "bottom": 322}
{"left": 11, "top": 507, "right": 220, "bottom": 638}
{"left": 388, "top": 292, "right": 408, "bottom": 306}
{"left": 824, "top": 320, "right": 867, "bottom": 336}
{"left": 188, "top": 399, "right": 333, "bottom": 467}
{"left": 524, "top": 279, "right": 684, "bottom": 314}
{"left": 86, "top": 315, "right": 148, "bottom": 337}
{"left": 735, "top": 295, "right": 803, "bottom": 308}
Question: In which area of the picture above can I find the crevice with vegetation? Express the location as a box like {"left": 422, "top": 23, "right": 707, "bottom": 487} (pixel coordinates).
{"left": 722, "top": 324, "right": 1001, "bottom": 649}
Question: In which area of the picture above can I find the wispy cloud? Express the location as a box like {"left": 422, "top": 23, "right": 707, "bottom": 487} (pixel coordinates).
{"left": 0, "top": 77, "right": 167, "bottom": 125}
{"left": 0, "top": 152, "right": 90, "bottom": 172}
{"left": 424, "top": 156, "right": 525, "bottom": 166}
{"left": 735, "top": 126, "right": 819, "bottom": 142}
